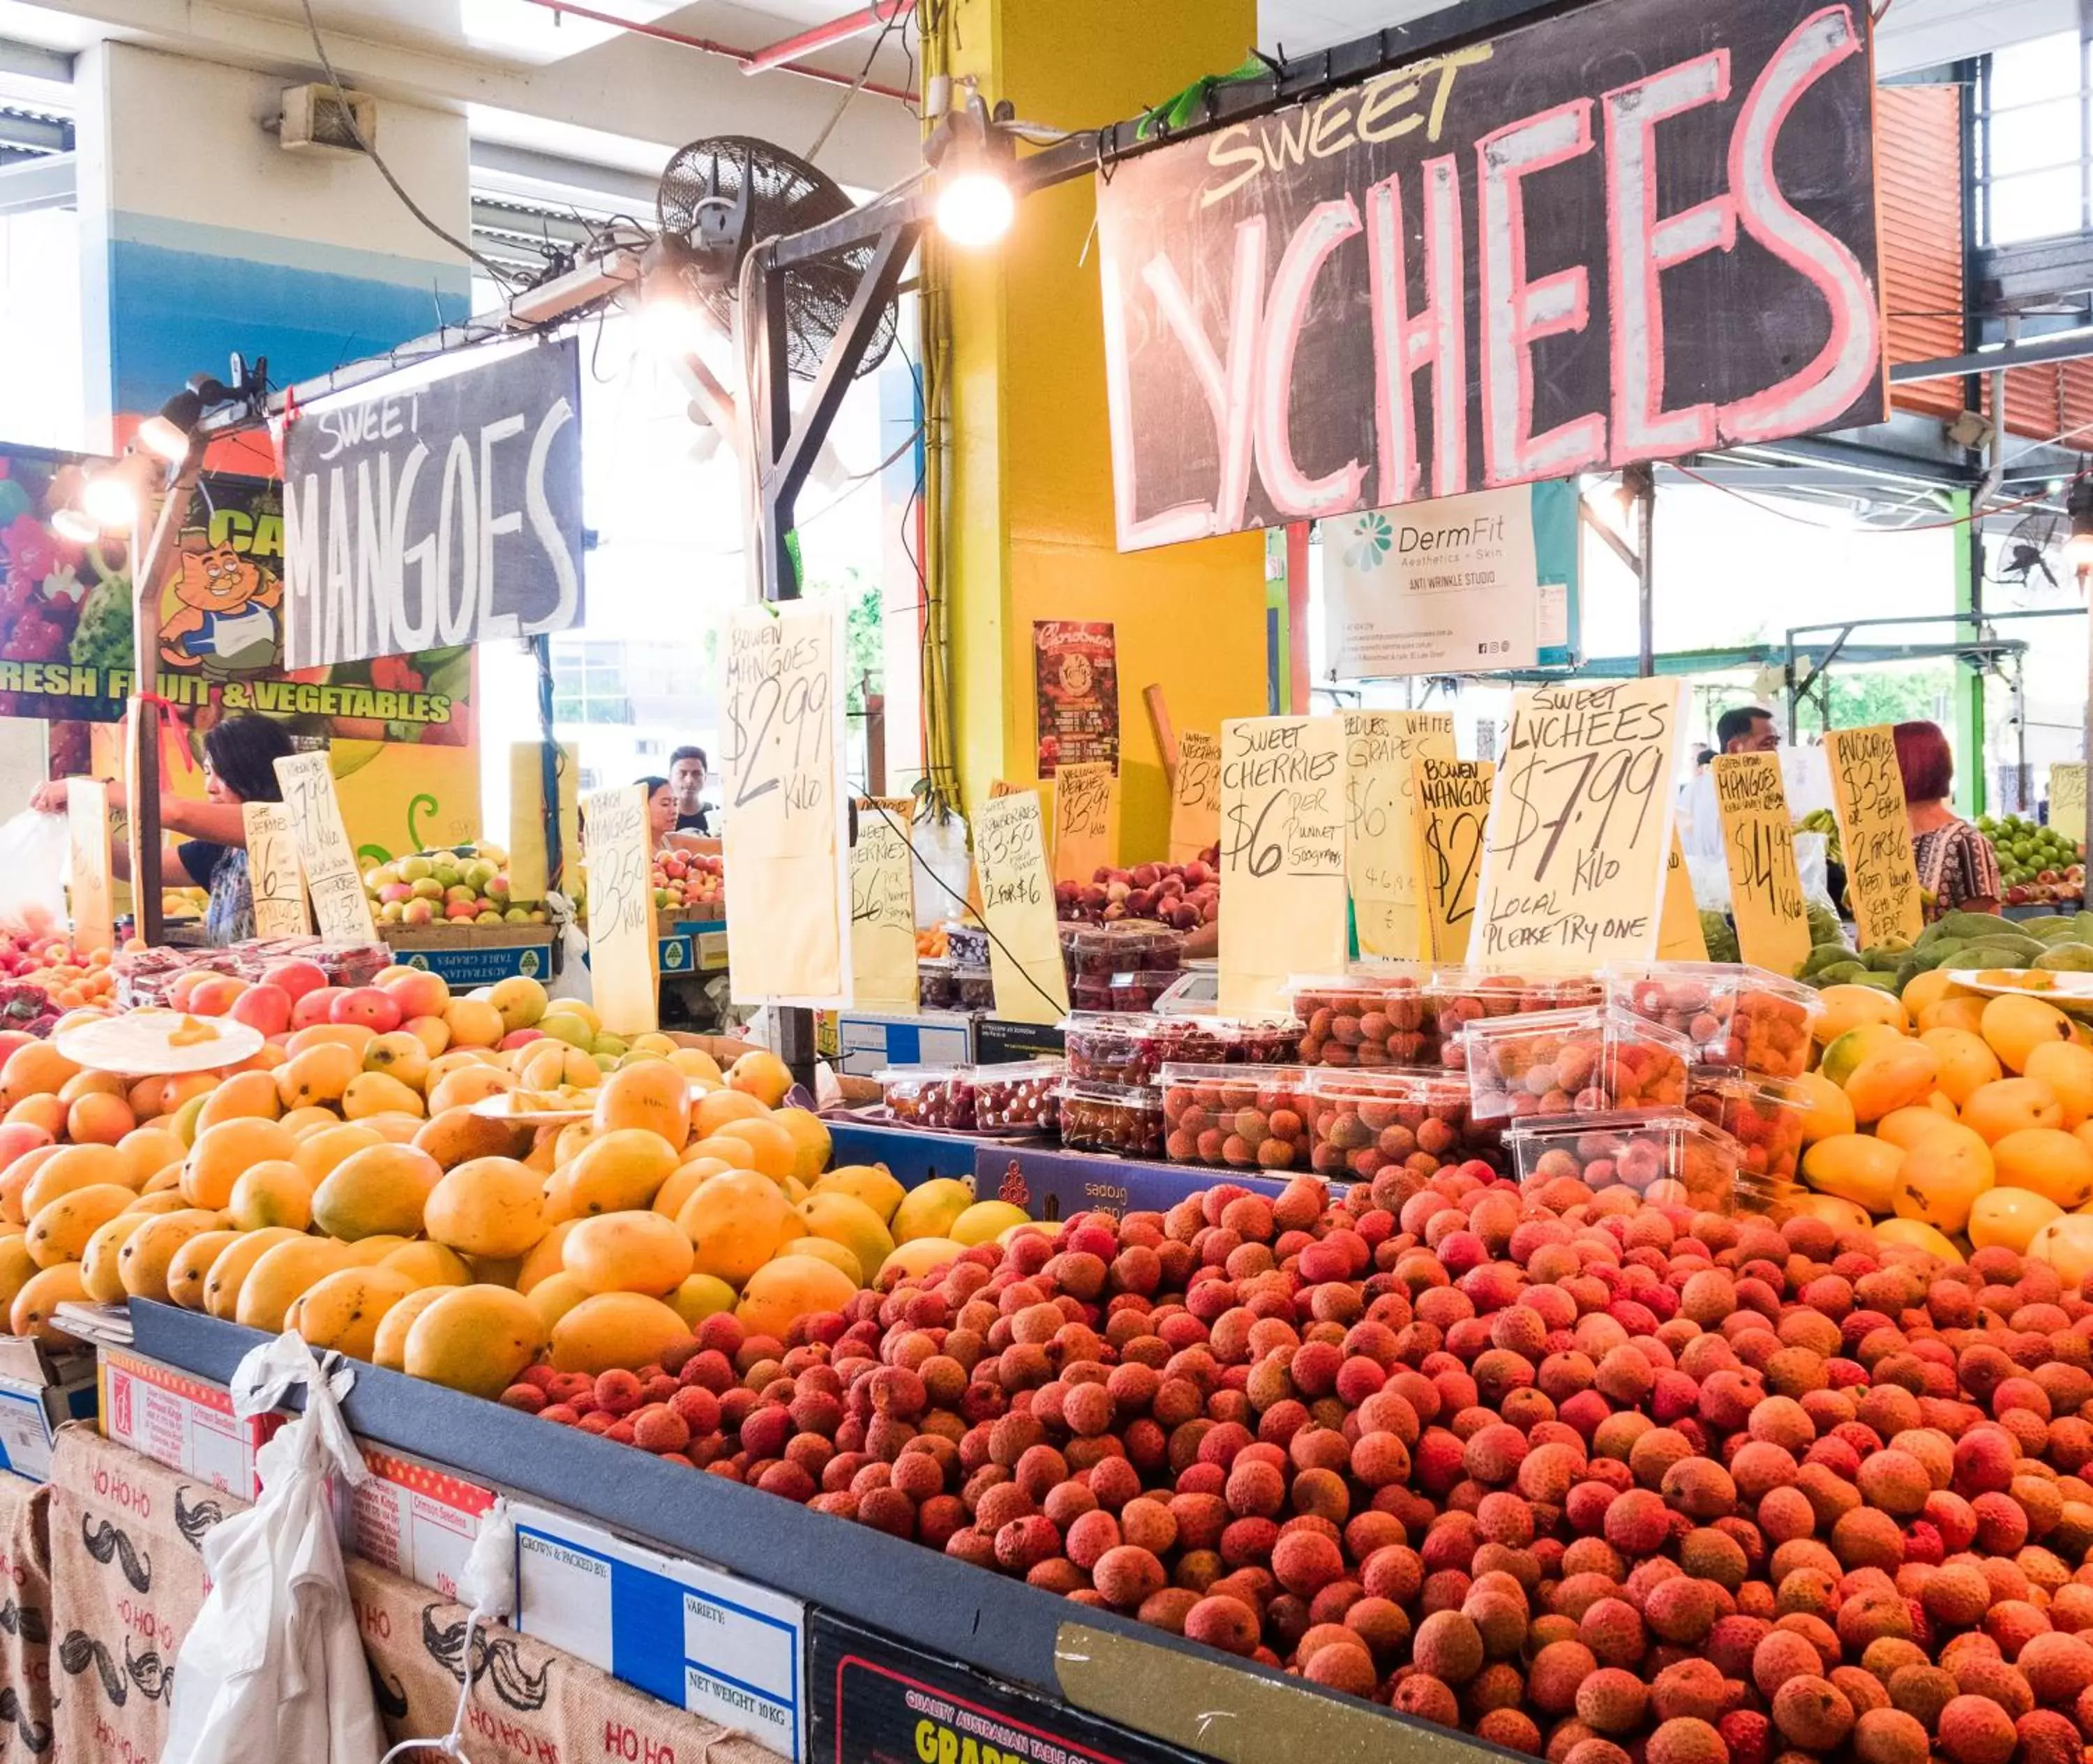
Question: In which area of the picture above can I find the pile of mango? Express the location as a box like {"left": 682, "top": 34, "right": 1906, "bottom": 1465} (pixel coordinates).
{"left": 1801, "top": 908, "right": 2093, "bottom": 994}
{"left": 1790, "top": 969, "right": 2093, "bottom": 1272}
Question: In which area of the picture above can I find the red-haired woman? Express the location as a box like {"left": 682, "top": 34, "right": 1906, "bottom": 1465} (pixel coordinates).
{"left": 1893, "top": 719, "right": 2000, "bottom": 920}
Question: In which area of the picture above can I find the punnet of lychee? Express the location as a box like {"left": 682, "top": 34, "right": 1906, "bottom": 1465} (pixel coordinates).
{"left": 520, "top": 1157, "right": 2093, "bottom": 1756}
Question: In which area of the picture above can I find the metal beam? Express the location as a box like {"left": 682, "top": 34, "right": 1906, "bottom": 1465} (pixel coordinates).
{"left": 774, "top": 0, "right": 1577, "bottom": 269}
{"left": 0, "top": 38, "right": 73, "bottom": 87}
{"left": 467, "top": 142, "right": 661, "bottom": 216}
{"left": 1891, "top": 331, "right": 2093, "bottom": 384}
{"left": 1975, "top": 231, "right": 2093, "bottom": 313}
{"left": 0, "top": 151, "right": 71, "bottom": 215}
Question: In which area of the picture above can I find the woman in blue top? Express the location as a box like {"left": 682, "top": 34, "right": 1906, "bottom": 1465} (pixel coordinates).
{"left": 31, "top": 714, "right": 297, "bottom": 944}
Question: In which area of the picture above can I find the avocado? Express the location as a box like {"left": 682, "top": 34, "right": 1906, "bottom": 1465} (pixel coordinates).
{"left": 2034, "top": 943, "right": 2093, "bottom": 973}
{"left": 1802, "top": 943, "right": 1856, "bottom": 978}
{"left": 1938, "top": 911, "right": 2014, "bottom": 941}
{"left": 1817, "top": 962, "right": 1868, "bottom": 985}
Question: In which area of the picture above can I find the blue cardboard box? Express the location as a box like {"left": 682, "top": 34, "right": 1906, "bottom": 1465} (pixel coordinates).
{"left": 973, "top": 1141, "right": 1288, "bottom": 1223}
{"left": 826, "top": 1119, "right": 989, "bottom": 1191}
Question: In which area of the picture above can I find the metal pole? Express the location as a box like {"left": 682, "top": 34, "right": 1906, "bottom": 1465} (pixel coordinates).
{"left": 127, "top": 456, "right": 200, "bottom": 948}
{"left": 533, "top": 633, "right": 562, "bottom": 893}
{"left": 1628, "top": 463, "right": 1656, "bottom": 678}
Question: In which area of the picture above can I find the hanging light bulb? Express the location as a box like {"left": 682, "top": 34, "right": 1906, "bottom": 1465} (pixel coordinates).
{"left": 137, "top": 391, "right": 204, "bottom": 463}
{"left": 936, "top": 167, "right": 1014, "bottom": 249}
{"left": 80, "top": 468, "right": 141, "bottom": 532}
{"left": 51, "top": 507, "right": 98, "bottom": 545}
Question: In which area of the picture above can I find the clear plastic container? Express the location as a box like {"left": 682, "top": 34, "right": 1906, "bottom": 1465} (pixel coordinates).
{"left": 1153, "top": 969, "right": 1220, "bottom": 1015}
{"left": 1303, "top": 1067, "right": 1485, "bottom": 1181}
{"left": 1160, "top": 1063, "right": 1316, "bottom": 1170}
{"left": 875, "top": 1066, "right": 976, "bottom": 1130}
{"left": 1508, "top": 1110, "right": 1743, "bottom": 1212}
{"left": 1291, "top": 964, "right": 1440, "bottom": 1068}
{"left": 1460, "top": 1005, "right": 1693, "bottom": 1125}
{"left": 971, "top": 1059, "right": 1064, "bottom": 1134}
{"left": 1605, "top": 962, "right": 1822, "bottom": 1079}
{"left": 1071, "top": 969, "right": 1186, "bottom": 1014}
{"left": 1431, "top": 969, "right": 1605, "bottom": 1072}
{"left": 1058, "top": 1078, "right": 1166, "bottom": 1158}
{"left": 1060, "top": 920, "right": 1185, "bottom": 987}
{"left": 942, "top": 922, "right": 989, "bottom": 969}
{"left": 1686, "top": 1068, "right": 1810, "bottom": 1189}
{"left": 1062, "top": 1012, "right": 1300, "bottom": 1085}
{"left": 918, "top": 960, "right": 960, "bottom": 1011}
{"left": 956, "top": 968, "right": 996, "bottom": 1010}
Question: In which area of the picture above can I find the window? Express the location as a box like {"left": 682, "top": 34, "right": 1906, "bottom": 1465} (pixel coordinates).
{"left": 1976, "top": 30, "right": 2093, "bottom": 246}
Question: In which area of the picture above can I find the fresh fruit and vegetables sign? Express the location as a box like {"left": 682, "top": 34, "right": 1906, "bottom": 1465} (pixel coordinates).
{"left": 1824, "top": 724, "right": 1926, "bottom": 948}
{"left": 0, "top": 447, "right": 471, "bottom": 742}
{"left": 1713, "top": 751, "right": 1812, "bottom": 976}
{"left": 1469, "top": 678, "right": 1683, "bottom": 966}
{"left": 1032, "top": 620, "right": 1118, "bottom": 774}
{"left": 1216, "top": 715, "right": 1349, "bottom": 1016}
{"left": 1344, "top": 710, "right": 1454, "bottom": 961}
{"left": 1095, "top": 0, "right": 1884, "bottom": 546}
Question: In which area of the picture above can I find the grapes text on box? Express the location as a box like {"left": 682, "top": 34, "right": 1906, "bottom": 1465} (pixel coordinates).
{"left": 1713, "top": 752, "right": 1811, "bottom": 975}
{"left": 1469, "top": 678, "right": 1683, "bottom": 966}
{"left": 1824, "top": 724, "right": 1926, "bottom": 948}
{"left": 1344, "top": 711, "right": 1455, "bottom": 962}
{"left": 1413, "top": 757, "right": 1492, "bottom": 962}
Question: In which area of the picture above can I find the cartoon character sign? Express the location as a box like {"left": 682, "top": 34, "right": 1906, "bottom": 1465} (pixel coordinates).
{"left": 159, "top": 527, "right": 283, "bottom": 678}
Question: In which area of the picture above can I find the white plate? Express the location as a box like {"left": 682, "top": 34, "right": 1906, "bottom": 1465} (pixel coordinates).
{"left": 52, "top": 1009, "right": 264, "bottom": 1075}
{"left": 1946, "top": 969, "right": 2093, "bottom": 1006}
{"left": 469, "top": 1093, "right": 591, "bottom": 1126}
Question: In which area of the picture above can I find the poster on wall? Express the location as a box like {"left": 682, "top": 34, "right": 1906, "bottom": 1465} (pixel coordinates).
{"left": 1095, "top": 0, "right": 1884, "bottom": 548}
{"left": 1323, "top": 482, "right": 1577, "bottom": 678}
{"left": 280, "top": 334, "right": 584, "bottom": 670}
{"left": 1033, "top": 620, "right": 1118, "bottom": 774}
{"left": 0, "top": 449, "right": 472, "bottom": 758}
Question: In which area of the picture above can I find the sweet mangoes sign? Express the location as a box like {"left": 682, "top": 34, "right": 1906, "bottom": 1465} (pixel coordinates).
{"left": 1097, "top": 0, "right": 1884, "bottom": 546}
{"left": 282, "top": 337, "right": 584, "bottom": 670}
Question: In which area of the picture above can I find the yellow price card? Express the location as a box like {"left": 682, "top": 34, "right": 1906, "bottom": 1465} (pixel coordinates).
{"left": 850, "top": 797, "right": 919, "bottom": 1008}
{"left": 1824, "top": 725, "right": 1926, "bottom": 948}
{"left": 1469, "top": 678, "right": 1683, "bottom": 967}
{"left": 581, "top": 783, "right": 659, "bottom": 1035}
{"left": 975, "top": 790, "right": 1071, "bottom": 1026}
{"left": 1052, "top": 761, "right": 1118, "bottom": 886}
{"left": 1713, "top": 752, "right": 1810, "bottom": 976}
{"left": 1412, "top": 758, "right": 1493, "bottom": 962}
{"left": 1167, "top": 731, "right": 1221, "bottom": 864}
{"left": 1216, "top": 717, "right": 1349, "bottom": 1017}
{"left": 273, "top": 751, "right": 378, "bottom": 943}
{"left": 242, "top": 801, "right": 311, "bottom": 938}
{"left": 1344, "top": 711, "right": 1455, "bottom": 962}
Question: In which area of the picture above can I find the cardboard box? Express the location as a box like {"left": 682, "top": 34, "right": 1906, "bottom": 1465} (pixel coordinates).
{"left": 382, "top": 924, "right": 558, "bottom": 986}
{"left": 100, "top": 1347, "right": 496, "bottom": 1596}
{"left": 809, "top": 1613, "right": 1205, "bottom": 1764}
{"left": 826, "top": 1120, "right": 988, "bottom": 1191}
{"left": 513, "top": 1500, "right": 807, "bottom": 1762}
{"left": 99, "top": 1343, "right": 282, "bottom": 1496}
{"left": 975, "top": 1142, "right": 1289, "bottom": 1223}
{"left": 0, "top": 1370, "right": 95, "bottom": 1481}
{"left": 974, "top": 1017, "right": 1067, "bottom": 1063}
{"left": 826, "top": 1008, "right": 975, "bottom": 1076}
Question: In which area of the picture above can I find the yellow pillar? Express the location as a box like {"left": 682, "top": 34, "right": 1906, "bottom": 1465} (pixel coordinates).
{"left": 940, "top": 0, "right": 1266, "bottom": 859}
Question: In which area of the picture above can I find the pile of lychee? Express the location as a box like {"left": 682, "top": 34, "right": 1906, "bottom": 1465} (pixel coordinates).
{"left": 520, "top": 1162, "right": 2093, "bottom": 1761}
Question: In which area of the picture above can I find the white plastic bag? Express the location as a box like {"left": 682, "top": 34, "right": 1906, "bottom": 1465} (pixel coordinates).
{"left": 546, "top": 890, "right": 593, "bottom": 1006}
{"left": 162, "top": 1332, "right": 384, "bottom": 1764}
{"left": 0, "top": 810, "right": 68, "bottom": 936}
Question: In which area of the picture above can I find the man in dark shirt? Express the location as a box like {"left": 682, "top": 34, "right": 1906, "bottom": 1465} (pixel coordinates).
{"left": 669, "top": 745, "right": 712, "bottom": 835}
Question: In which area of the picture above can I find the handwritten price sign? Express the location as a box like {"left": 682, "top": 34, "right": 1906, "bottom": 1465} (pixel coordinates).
{"left": 1346, "top": 712, "right": 1455, "bottom": 962}
{"left": 1660, "top": 831, "right": 1710, "bottom": 962}
{"left": 1217, "top": 716, "right": 1349, "bottom": 1015}
{"left": 1412, "top": 758, "right": 1493, "bottom": 962}
{"left": 1053, "top": 761, "right": 1118, "bottom": 885}
{"left": 1825, "top": 725, "right": 1926, "bottom": 949}
{"left": 850, "top": 797, "right": 918, "bottom": 1008}
{"left": 1168, "top": 731, "right": 1222, "bottom": 862}
{"left": 272, "top": 752, "right": 378, "bottom": 943}
{"left": 242, "top": 801, "right": 310, "bottom": 938}
{"left": 1469, "top": 678, "right": 1683, "bottom": 966}
{"left": 721, "top": 601, "right": 851, "bottom": 1006}
{"left": 975, "top": 790, "right": 1070, "bottom": 1026}
{"left": 581, "top": 783, "right": 658, "bottom": 1033}
{"left": 1713, "top": 752, "right": 1810, "bottom": 975}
